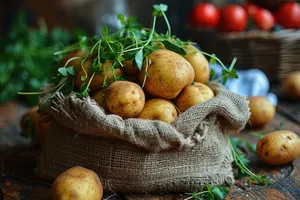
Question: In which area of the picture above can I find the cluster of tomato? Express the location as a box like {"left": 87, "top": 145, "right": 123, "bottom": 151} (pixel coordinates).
{"left": 189, "top": 1, "right": 300, "bottom": 32}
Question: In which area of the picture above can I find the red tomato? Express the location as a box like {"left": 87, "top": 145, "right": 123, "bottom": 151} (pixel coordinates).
{"left": 243, "top": 3, "right": 259, "bottom": 18}
{"left": 190, "top": 3, "right": 220, "bottom": 28}
{"left": 254, "top": 9, "right": 275, "bottom": 30}
{"left": 219, "top": 5, "right": 248, "bottom": 32}
{"left": 277, "top": 2, "right": 300, "bottom": 28}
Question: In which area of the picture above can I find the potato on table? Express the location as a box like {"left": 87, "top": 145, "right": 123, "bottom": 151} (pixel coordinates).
{"left": 282, "top": 71, "right": 300, "bottom": 100}
{"left": 256, "top": 130, "right": 300, "bottom": 166}
{"left": 248, "top": 96, "right": 275, "bottom": 128}
{"left": 51, "top": 166, "right": 103, "bottom": 200}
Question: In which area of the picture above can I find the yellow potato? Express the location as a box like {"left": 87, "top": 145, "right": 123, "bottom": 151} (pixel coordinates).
{"left": 91, "top": 90, "right": 106, "bottom": 109}
{"left": 183, "top": 45, "right": 210, "bottom": 84}
{"left": 75, "top": 60, "right": 123, "bottom": 92}
{"left": 282, "top": 71, "right": 300, "bottom": 100}
{"left": 248, "top": 96, "right": 275, "bottom": 128}
{"left": 138, "top": 49, "right": 195, "bottom": 99}
{"left": 105, "top": 81, "right": 145, "bottom": 119}
{"left": 176, "top": 82, "right": 214, "bottom": 112}
{"left": 256, "top": 130, "right": 300, "bottom": 166}
{"left": 51, "top": 166, "right": 103, "bottom": 200}
{"left": 138, "top": 98, "right": 177, "bottom": 124}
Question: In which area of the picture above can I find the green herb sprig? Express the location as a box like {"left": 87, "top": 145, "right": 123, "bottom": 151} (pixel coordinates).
{"left": 185, "top": 184, "right": 230, "bottom": 200}
{"left": 228, "top": 137, "right": 271, "bottom": 186}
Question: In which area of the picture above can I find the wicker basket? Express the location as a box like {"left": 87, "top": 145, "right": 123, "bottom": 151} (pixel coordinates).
{"left": 188, "top": 29, "right": 300, "bottom": 84}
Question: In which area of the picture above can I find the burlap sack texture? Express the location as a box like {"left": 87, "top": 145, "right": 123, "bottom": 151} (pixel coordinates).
{"left": 38, "top": 83, "right": 250, "bottom": 193}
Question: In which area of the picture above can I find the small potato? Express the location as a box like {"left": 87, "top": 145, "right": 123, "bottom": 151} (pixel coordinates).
{"left": 138, "top": 98, "right": 177, "bottom": 124}
{"left": 20, "top": 106, "right": 51, "bottom": 142}
{"left": 138, "top": 49, "right": 195, "bottom": 99}
{"left": 256, "top": 130, "right": 300, "bottom": 166}
{"left": 75, "top": 60, "right": 123, "bottom": 92}
{"left": 91, "top": 90, "right": 106, "bottom": 109}
{"left": 105, "top": 81, "right": 145, "bottom": 119}
{"left": 282, "top": 71, "right": 300, "bottom": 100}
{"left": 183, "top": 45, "right": 210, "bottom": 84}
{"left": 248, "top": 96, "right": 275, "bottom": 128}
{"left": 51, "top": 166, "right": 103, "bottom": 200}
{"left": 176, "top": 82, "right": 214, "bottom": 112}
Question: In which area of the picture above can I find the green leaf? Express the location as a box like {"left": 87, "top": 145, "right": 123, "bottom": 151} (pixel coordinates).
{"left": 58, "top": 67, "right": 68, "bottom": 76}
{"left": 159, "top": 4, "right": 168, "bottom": 12}
{"left": 212, "top": 186, "right": 225, "bottom": 200}
{"left": 209, "top": 54, "right": 217, "bottom": 64}
{"left": 66, "top": 66, "right": 76, "bottom": 76}
{"left": 135, "top": 48, "right": 144, "bottom": 71}
{"left": 102, "top": 25, "right": 109, "bottom": 37}
{"left": 162, "top": 40, "right": 187, "bottom": 55}
{"left": 210, "top": 68, "right": 216, "bottom": 79}
{"left": 117, "top": 14, "right": 126, "bottom": 25}
{"left": 246, "top": 142, "right": 256, "bottom": 154}
{"left": 79, "top": 82, "right": 89, "bottom": 97}
{"left": 279, "top": 122, "right": 284, "bottom": 130}
{"left": 145, "top": 71, "right": 150, "bottom": 77}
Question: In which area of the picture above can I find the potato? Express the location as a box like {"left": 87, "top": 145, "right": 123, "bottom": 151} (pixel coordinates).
{"left": 138, "top": 49, "right": 195, "bottom": 99}
{"left": 248, "top": 96, "right": 276, "bottom": 128}
{"left": 183, "top": 45, "right": 210, "bottom": 84}
{"left": 105, "top": 81, "right": 145, "bottom": 119}
{"left": 138, "top": 98, "right": 177, "bottom": 124}
{"left": 20, "top": 106, "right": 51, "bottom": 142}
{"left": 75, "top": 60, "right": 123, "bottom": 92}
{"left": 282, "top": 71, "right": 300, "bottom": 100}
{"left": 176, "top": 82, "right": 214, "bottom": 112}
{"left": 91, "top": 90, "right": 106, "bottom": 109}
{"left": 51, "top": 166, "right": 103, "bottom": 200}
{"left": 256, "top": 130, "right": 300, "bottom": 166}
{"left": 122, "top": 60, "right": 138, "bottom": 77}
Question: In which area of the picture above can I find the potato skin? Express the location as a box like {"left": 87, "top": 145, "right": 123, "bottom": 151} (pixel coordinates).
{"left": 138, "top": 49, "right": 195, "bottom": 99}
{"left": 176, "top": 82, "right": 214, "bottom": 112}
{"left": 256, "top": 130, "right": 300, "bottom": 166}
{"left": 282, "top": 71, "right": 300, "bottom": 100}
{"left": 105, "top": 81, "right": 145, "bottom": 119}
{"left": 51, "top": 166, "right": 103, "bottom": 200}
{"left": 91, "top": 90, "right": 106, "bottom": 109}
{"left": 138, "top": 98, "right": 177, "bottom": 124}
{"left": 75, "top": 60, "right": 123, "bottom": 92}
{"left": 183, "top": 45, "right": 210, "bottom": 84}
{"left": 248, "top": 96, "right": 275, "bottom": 128}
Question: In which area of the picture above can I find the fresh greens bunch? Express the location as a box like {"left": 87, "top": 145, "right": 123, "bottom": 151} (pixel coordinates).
{"left": 0, "top": 11, "right": 79, "bottom": 105}
{"left": 19, "top": 4, "right": 237, "bottom": 110}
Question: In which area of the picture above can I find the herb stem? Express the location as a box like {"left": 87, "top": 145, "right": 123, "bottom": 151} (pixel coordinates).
{"left": 184, "top": 191, "right": 210, "bottom": 200}
{"left": 162, "top": 11, "right": 171, "bottom": 38}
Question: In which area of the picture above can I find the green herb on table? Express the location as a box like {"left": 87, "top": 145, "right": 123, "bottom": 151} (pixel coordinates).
{"left": 185, "top": 184, "right": 230, "bottom": 200}
{"left": 228, "top": 137, "right": 271, "bottom": 185}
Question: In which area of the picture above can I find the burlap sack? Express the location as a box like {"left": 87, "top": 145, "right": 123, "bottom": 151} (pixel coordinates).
{"left": 37, "top": 83, "right": 250, "bottom": 193}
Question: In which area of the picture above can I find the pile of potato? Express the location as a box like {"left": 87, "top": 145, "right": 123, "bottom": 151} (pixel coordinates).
{"left": 69, "top": 45, "right": 214, "bottom": 124}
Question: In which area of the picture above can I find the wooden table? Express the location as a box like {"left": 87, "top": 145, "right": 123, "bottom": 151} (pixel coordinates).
{"left": 0, "top": 98, "right": 299, "bottom": 200}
